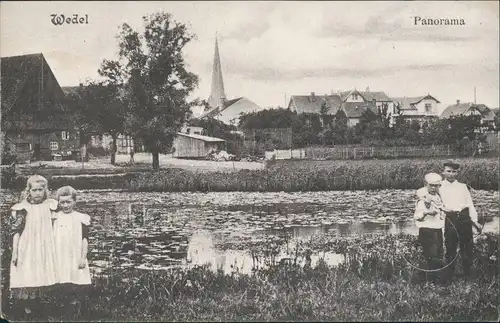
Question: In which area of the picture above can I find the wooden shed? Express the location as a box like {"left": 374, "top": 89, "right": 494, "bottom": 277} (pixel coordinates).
{"left": 172, "top": 133, "right": 226, "bottom": 158}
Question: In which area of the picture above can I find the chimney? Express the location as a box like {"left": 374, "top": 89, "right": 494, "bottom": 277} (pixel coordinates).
{"left": 366, "top": 86, "right": 370, "bottom": 92}
{"left": 311, "top": 92, "right": 316, "bottom": 102}
{"left": 456, "top": 99, "right": 460, "bottom": 105}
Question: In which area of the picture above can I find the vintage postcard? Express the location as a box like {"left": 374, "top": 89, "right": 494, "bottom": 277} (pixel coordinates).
{"left": 1, "top": 1, "right": 498, "bottom": 321}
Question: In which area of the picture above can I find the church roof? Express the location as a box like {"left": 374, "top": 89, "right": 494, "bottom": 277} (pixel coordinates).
{"left": 198, "top": 97, "right": 243, "bottom": 119}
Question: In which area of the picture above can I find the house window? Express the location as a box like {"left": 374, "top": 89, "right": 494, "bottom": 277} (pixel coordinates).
{"left": 425, "top": 103, "right": 432, "bottom": 113}
{"left": 61, "top": 131, "right": 69, "bottom": 140}
{"left": 50, "top": 141, "right": 59, "bottom": 150}
{"left": 353, "top": 94, "right": 358, "bottom": 100}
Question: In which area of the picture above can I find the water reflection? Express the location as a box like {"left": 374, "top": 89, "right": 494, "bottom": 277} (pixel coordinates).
{"left": 185, "top": 231, "right": 345, "bottom": 274}
{"left": 83, "top": 198, "right": 500, "bottom": 275}
{"left": 1, "top": 189, "right": 498, "bottom": 276}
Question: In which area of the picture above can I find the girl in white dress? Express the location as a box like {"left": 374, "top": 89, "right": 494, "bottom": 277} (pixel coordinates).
{"left": 53, "top": 186, "right": 91, "bottom": 292}
{"left": 10, "top": 175, "right": 59, "bottom": 313}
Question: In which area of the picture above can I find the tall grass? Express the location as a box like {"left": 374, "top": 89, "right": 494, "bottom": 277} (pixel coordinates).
{"left": 6, "top": 157, "right": 498, "bottom": 191}
{"left": 127, "top": 157, "right": 499, "bottom": 192}
{"left": 3, "top": 233, "right": 498, "bottom": 322}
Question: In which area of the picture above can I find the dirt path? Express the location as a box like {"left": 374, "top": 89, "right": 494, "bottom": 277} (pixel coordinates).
{"left": 16, "top": 153, "right": 265, "bottom": 173}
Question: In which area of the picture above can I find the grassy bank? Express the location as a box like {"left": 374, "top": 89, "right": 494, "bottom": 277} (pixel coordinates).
{"left": 5, "top": 157, "right": 498, "bottom": 191}
{"left": 3, "top": 233, "right": 498, "bottom": 322}
{"left": 127, "top": 157, "right": 499, "bottom": 192}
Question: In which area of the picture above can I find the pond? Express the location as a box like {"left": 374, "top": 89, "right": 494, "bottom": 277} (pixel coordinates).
{"left": 1, "top": 189, "right": 498, "bottom": 276}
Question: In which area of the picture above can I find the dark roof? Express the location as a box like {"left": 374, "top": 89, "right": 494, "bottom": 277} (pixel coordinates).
{"left": 340, "top": 89, "right": 392, "bottom": 102}
{"left": 1, "top": 53, "right": 70, "bottom": 131}
{"left": 289, "top": 94, "right": 342, "bottom": 114}
{"left": 440, "top": 102, "right": 495, "bottom": 121}
{"left": 341, "top": 102, "right": 378, "bottom": 118}
{"left": 392, "top": 94, "right": 441, "bottom": 110}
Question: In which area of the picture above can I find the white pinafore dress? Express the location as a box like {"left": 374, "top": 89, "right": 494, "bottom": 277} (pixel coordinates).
{"left": 10, "top": 199, "right": 59, "bottom": 292}
{"left": 53, "top": 211, "right": 91, "bottom": 285}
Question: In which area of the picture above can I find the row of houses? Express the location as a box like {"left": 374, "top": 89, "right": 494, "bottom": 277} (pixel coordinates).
{"left": 287, "top": 88, "right": 496, "bottom": 129}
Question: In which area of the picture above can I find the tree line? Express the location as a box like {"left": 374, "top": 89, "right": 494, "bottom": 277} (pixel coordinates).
{"left": 235, "top": 104, "right": 498, "bottom": 152}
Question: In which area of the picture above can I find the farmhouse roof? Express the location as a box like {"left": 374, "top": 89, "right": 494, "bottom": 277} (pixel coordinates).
{"left": 1, "top": 53, "right": 66, "bottom": 113}
{"left": 176, "top": 132, "right": 226, "bottom": 142}
{"left": 289, "top": 94, "right": 342, "bottom": 114}
{"left": 341, "top": 102, "right": 378, "bottom": 118}
{"left": 1, "top": 53, "right": 72, "bottom": 131}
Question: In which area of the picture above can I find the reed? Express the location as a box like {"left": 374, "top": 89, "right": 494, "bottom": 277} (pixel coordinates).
{"left": 7, "top": 157, "right": 498, "bottom": 191}
{"left": 127, "top": 157, "right": 499, "bottom": 192}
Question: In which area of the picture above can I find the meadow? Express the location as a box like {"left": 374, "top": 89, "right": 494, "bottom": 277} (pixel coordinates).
{"left": 3, "top": 233, "right": 498, "bottom": 322}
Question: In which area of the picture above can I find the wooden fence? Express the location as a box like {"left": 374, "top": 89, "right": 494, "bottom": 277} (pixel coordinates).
{"left": 300, "top": 145, "right": 459, "bottom": 160}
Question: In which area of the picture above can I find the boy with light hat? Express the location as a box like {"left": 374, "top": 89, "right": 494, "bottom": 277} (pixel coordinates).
{"left": 414, "top": 172, "right": 445, "bottom": 282}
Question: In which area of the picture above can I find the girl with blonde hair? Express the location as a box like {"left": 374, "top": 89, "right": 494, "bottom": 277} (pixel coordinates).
{"left": 10, "top": 175, "right": 58, "bottom": 314}
{"left": 53, "top": 185, "right": 91, "bottom": 286}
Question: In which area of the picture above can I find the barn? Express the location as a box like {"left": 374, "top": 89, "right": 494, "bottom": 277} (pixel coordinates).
{"left": 172, "top": 133, "right": 226, "bottom": 158}
{"left": 1, "top": 53, "right": 79, "bottom": 163}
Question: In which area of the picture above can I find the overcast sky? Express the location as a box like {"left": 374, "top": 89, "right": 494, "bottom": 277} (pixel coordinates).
{"left": 1, "top": 1, "right": 499, "bottom": 112}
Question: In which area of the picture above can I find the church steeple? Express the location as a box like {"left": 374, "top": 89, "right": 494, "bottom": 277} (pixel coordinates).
{"left": 208, "top": 34, "right": 226, "bottom": 110}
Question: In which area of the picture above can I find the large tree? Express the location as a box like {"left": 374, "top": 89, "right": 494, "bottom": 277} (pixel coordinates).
{"left": 66, "top": 81, "right": 125, "bottom": 165}
{"left": 99, "top": 12, "right": 199, "bottom": 170}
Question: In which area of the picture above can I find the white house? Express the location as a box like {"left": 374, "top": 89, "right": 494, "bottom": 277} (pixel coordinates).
{"left": 391, "top": 94, "right": 441, "bottom": 125}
